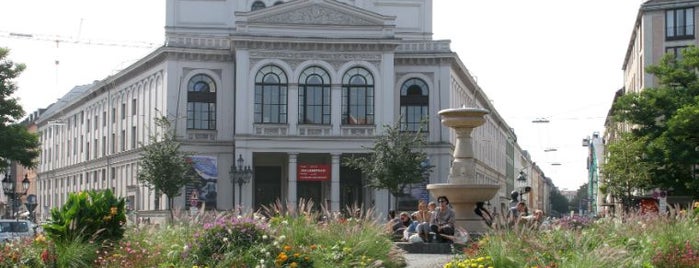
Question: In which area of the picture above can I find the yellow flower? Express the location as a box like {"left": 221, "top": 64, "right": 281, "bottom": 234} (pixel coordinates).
{"left": 290, "top": 262, "right": 298, "bottom": 268}
{"left": 283, "top": 245, "right": 292, "bottom": 252}
{"left": 110, "top": 206, "right": 118, "bottom": 215}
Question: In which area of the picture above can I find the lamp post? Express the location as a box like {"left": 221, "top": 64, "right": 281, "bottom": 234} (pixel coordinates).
{"left": 2, "top": 173, "right": 30, "bottom": 219}
{"left": 516, "top": 170, "right": 531, "bottom": 203}
{"left": 229, "top": 154, "right": 253, "bottom": 214}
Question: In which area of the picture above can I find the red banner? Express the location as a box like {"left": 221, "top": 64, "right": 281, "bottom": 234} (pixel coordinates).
{"left": 298, "top": 164, "right": 330, "bottom": 181}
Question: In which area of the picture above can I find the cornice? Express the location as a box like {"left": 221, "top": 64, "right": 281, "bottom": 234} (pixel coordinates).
{"left": 232, "top": 39, "right": 399, "bottom": 52}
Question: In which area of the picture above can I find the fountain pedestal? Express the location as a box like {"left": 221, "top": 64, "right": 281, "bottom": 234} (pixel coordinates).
{"left": 427, "top": 107, "right": 499, "bottom": 235}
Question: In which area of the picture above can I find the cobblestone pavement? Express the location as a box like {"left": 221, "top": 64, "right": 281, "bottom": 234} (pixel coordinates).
{"left": 404, "top": 253, "right": 452, "bottom": 268}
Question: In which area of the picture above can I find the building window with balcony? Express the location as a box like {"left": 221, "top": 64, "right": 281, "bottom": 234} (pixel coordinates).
{"left": 666, "top": 7, "right": 694, "bottom": 40}
{"left": 186, "top": 74, "right": 217, "bottom": 130}
{"left": 342, "top": 67, "right": 374, "bottom": 125}
{"left": 399, "top": 78, "right": 429, "bottom": 132}
{"left": 299, "top": 66, "right": 331, "bottom": 124}
{"left": 254, "top": 65, "right": 288, "bottom": 124}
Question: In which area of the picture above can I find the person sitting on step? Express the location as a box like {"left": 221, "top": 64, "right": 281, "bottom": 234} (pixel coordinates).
{"left": 430, "top": 196, "right": 455, "bottom": 243}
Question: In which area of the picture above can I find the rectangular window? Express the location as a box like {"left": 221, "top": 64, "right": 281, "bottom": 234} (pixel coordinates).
{"left": 132, "top": 99, "right": 137, "bottom": 115}
{"left": 86, "top": 141, "right": 90, "bottom": 160}
{"left": 666, "top": 46, "right": 688, "bottom": 60}
{"left": 131, "top": 126, "right": 137, "bottom": 149}
{"left": 121, "top": 130, "right": 126, "bottom": 151}
{"left": 112, "top": 108, "right": 116, "bottom": 123}
{"left": 121, "top": 103, "right": 126, "bottom": 120}
{"left": 86, "top": 119, "right": 90, "bottom": 133}
{"left": 94, "top": 115, "right": 99, "bottom": 130}
{"left": 103, "top": 111, "right": 107, "bottom": 126}
{"left": 186, "top": 102, "right": 217, "bottom": 129}
{"left": 102, "top": 136, "right": 106, "bottom": 157}
{"left": 666, "top": 8, "right": 695, "bottom": 40}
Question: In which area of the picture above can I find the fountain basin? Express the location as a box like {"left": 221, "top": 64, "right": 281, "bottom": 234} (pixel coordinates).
{"left": 438, "top": 108, "right": 489, "bottom": 129}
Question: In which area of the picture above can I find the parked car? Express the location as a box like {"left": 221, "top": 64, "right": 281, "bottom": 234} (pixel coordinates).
{"left": 0, "top": 219, "right": 35, "bottom": 242}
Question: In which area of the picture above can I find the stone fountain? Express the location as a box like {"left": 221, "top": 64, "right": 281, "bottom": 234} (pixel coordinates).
{"left": 427, "top": 106, "right": 499, "bottom": 234}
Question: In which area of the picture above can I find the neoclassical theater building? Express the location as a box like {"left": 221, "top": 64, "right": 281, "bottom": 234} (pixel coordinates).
{"left": 35, "top": 0, "right": 530, "bottom": 220}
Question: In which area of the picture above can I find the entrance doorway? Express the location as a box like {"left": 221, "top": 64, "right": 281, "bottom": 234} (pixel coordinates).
{"left": 254, "top": 166, "right": 282, "bottom": 210}
{"left": 297, "top": 181, "right": 322, "bottom": 211}
{"left": 340, "top": 166, "right": 363, "bottom": 214}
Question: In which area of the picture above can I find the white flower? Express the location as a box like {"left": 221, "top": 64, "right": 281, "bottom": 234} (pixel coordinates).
{"left": 183, "top": 244, "right": 189, "bottom": 251}
{"left": 223, "top": 237, "right": 229, "bottom": 242}
{"left": 279, "top": 235, "right": 286, "bottom": 241}
{"left": 282, "top": 220, "right": 288, "bottom": 225}
{"left": 262, "top": 235, "right": 268, "bottom": 240}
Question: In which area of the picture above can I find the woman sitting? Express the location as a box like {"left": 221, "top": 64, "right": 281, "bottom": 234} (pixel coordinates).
{"left": 430, "top": 196, "right": 455, "bottom": 243}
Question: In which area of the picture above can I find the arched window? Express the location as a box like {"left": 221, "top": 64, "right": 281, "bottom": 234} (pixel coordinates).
{"left": 187, "top": 74, "right": 217, "bottom": 130}
{"left": 341, "top": 67, "right": 374, "bottom": 125}
{"left": 251, "top": 1, "right": 266, "bottom": 11}
{"left": 254, "top": 65, "right": 288, "bottom": 124}
{"left": 299, "top": 66, "right": 331, "bottom": 124}
{"left": 399, "top": 78, "right": 429, "bottom": 132}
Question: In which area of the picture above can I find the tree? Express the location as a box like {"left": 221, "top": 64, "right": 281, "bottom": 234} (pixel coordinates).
{"left": 0, "top": 48, "right": 39, "bottom": 170}
{"left": 343, "top": 122, "right": 432, "bottom": 203}
{"left": 549, "top": 187, "right": 570, "bottom": 217}
{"left": 569, "top": 183, "right": 588, "bottom": 214}
{"left": 137, "top": 116, "right": 198, "bottom": 221}
{"left": 601, "top": 133, "right": 652, "bottom": 209}
{"left": 612, "top": 46, "right": 699, "bottom": 196}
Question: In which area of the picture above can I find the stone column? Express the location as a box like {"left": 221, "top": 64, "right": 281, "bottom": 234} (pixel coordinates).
{"left": 288, "top": 153, "right": 298, "bottom": 209}
{"left": 331, "top": 153, "right": 341, "bottom": 213}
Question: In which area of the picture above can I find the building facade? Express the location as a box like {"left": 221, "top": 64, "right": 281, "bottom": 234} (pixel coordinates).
{"left": 35, "top": 0, "right": 539, "bottom": 220}
{"left": 604, "top": 0, "right": 699, "bottom": 213}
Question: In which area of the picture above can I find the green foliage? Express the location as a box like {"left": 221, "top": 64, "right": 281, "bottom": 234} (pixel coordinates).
{"left": 43, "top": 189, "right": 126, "bottom": 245}
{"left": 137, "top": 116, "right": 198, "bottom": 219}
{"left": 602, "top": 133, "right": 653, "bottom": 206}
{"left": 0, "top": 47, "right": 39, "bottom": 170}
{"left": 343, "top": 122, "right": 432, "bottom": 197}
{"left": 456, "top": 208, "right": 699, "bottom": 267}
{"left": 611, "top": 46, "right": 699, "bottom": 195}
{"left": 549, "top": 187, "right": 570, "bottom": 216}
{"left": 191, "top": 213, "right": 270, "bottom": 264}
{"left": 569, "top": 183, "right": 588, "bottom": 212}
{"left": 52, "top": 235, "right": 100, "bottom": 268}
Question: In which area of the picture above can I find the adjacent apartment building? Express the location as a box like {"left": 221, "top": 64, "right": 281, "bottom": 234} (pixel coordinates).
{"left": 34, "top": 0, "right": 545, "bottom": 221}
{"left": 603, "top": 0, "right": 699, "bottom": 214}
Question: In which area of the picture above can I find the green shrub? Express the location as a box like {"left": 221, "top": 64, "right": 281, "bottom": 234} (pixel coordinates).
{"left": 43, "top": 189, "right": 127, "bottom": 245}
{"left": 191, "top": 213, "right": 270, "bottom": 264}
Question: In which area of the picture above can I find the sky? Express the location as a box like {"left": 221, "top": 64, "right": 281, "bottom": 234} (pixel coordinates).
{"left": 0, "top": 0, "right": 642, "bottom": 191}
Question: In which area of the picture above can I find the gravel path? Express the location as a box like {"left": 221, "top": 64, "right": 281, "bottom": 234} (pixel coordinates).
{"left": 404, "top": 253, "right": 453, "bottom": 268}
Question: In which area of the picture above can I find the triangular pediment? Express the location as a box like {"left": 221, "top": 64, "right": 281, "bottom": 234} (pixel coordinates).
{"left": 238, "top": 0, "right": 394, "bottom": 27}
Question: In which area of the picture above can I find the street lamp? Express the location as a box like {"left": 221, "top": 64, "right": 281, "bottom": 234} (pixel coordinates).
{"left": 2, "top": 173, "right": 30, "bottom": 219}
{"left": 229, "top": 154, "right": 253, "bottom": 214}
{"left": 516, "top": 170, "right": 531, "bottom": 202}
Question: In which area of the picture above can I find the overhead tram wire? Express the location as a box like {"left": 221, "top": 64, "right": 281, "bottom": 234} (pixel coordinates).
{"left": 0, "top": 30, "right": 160, "bottom": 49}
